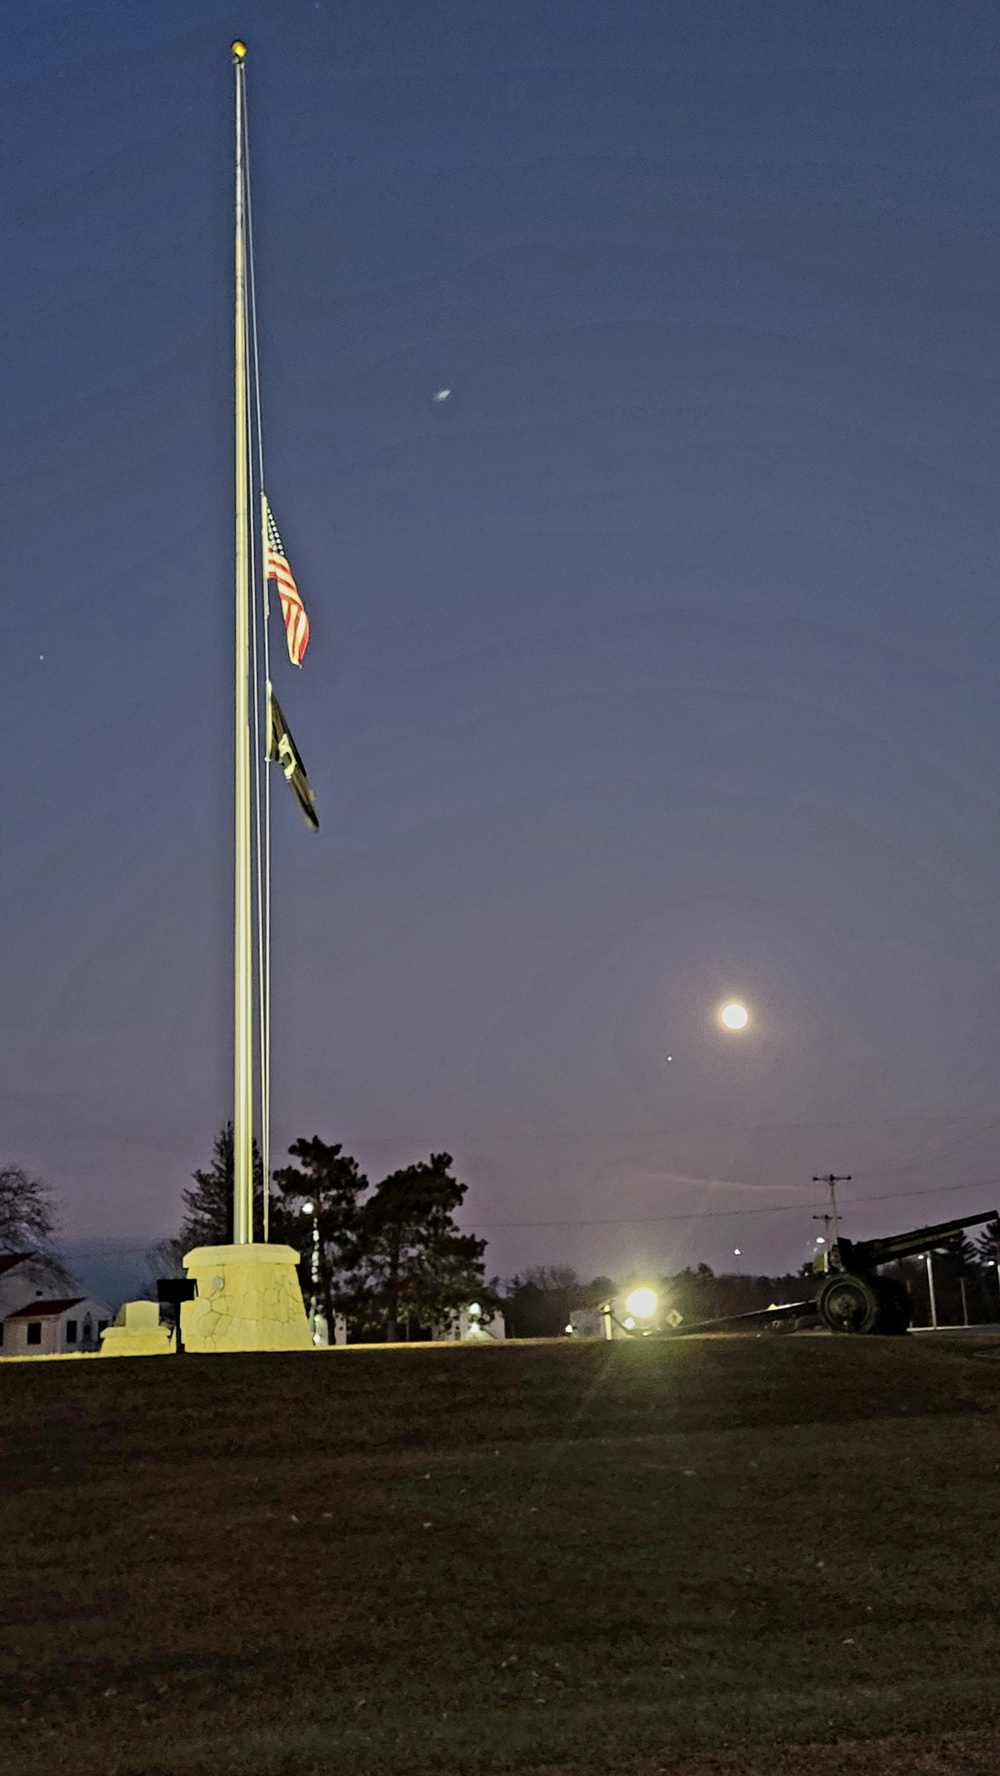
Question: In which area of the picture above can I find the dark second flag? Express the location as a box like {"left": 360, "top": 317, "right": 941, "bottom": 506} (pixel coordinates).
{"left": 267, "top": 685, "right": 319, "bottom": 831}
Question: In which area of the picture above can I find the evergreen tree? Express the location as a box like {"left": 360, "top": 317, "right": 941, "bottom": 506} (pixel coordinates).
{"left": 502, "top": 1267, "right": 613, "bottom": 1338}
{"left": 976, "top": 1220, "right": 1000, "bottom": 1321}
{"left": 975, "top": 1219, "right": 1000, "bottom": 1267}
{"left": 180, "top": 1123, "right": 266, "bottom": 1248}
{"left": 925, "top": 1234, "right": 980, "bottom": 1325}
{"left": 270, "top": 1137, "right": 369, "bottom": 1330}
{"left": 666, "top": 1262, "right": 718, "bottom": 1324}
{"left": 349, "top": 1152, "right": 490, "bottom": 1340}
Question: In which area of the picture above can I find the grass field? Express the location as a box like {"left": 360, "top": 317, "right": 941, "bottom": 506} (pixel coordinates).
{"left": 4, "top": 1335, "right": 1000, "bottom": 1776}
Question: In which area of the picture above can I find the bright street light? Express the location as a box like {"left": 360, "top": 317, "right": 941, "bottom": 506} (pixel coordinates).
{"left": 624, "top": 1287, "right": 658, "bottom": 1320}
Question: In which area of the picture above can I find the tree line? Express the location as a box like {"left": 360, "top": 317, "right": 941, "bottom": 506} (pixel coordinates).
{"left": 156, "top": 1125, "right": 496, "bottom": 1341}
{"left": 506, "top": 1230, "right": 1000, "bottom": 1334}
{"left": 5, "top": 1153, "right": 1000, "bottom": 1338}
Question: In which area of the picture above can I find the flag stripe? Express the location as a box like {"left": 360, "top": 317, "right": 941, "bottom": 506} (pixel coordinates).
{"left": 264, "top": 496, "right": 310, "bottom": 667}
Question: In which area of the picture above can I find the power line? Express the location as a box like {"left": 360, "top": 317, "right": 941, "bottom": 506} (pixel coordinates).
{"left": 470, "top": 1174, "right": 1000, "bottom": 1231}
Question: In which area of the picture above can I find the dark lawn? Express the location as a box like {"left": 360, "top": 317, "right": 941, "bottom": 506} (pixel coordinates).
{"left": 3, "top": 1335, "right": 1000, "bottom": 1775}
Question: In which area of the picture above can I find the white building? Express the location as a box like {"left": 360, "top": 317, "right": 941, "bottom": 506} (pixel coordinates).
{"left": 0, "top": 1252, "right": 111, "bottom": 1357}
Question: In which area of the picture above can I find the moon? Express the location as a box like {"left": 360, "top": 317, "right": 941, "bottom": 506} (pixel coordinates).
{"left": 719, "top": 1001, "right": 749, "bottom": 1030}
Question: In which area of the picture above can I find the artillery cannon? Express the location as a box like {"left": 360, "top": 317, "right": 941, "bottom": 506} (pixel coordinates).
{"left": 809, "top": 1208, "right": 997, "bottom": 1333}
{"left": 656, "top": 1207, "right": 998, "bottom": 1338}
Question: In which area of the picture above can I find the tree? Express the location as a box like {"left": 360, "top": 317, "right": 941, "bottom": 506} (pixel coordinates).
{"left": 270, "top": 1137, "right": 369, "bottom": 1330}
{"left": 349, "top": 1152, "right": 490, "bottom": 1341}
{"left": 975, "top": 1220, "right": 1000, "bottom": 1267}
{"left": 665, "top": 1263, "right": 718, "bottom": 1324}
{"left": 931, "top": 1233, "right": 992, "bottom": 1325}
{"left": 145, "top": 1238, "right": 186, "bottom": 1289}
{"left": 975, "top": 1221, "right": 1000, "bottom": 1321}
{"left": 502, "top": 1267, "right": 614, "bottom": 1338}
{"left": 0, "top": 1165, "right": 58, "bottom": 1251}
{"left": 179, "top": 1123, "right": 266, "bottom": 1249}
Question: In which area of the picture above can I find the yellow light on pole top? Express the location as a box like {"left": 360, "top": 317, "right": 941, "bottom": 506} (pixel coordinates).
{"left": 231, "top": 40, "right": 247, "bottom": 60}
{"left": 719, "top": 1000, "right": 749, "bottom": 1031}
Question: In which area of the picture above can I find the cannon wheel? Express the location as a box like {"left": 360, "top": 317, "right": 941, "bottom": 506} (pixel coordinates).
{"left": 817, "top": 1271, "right": 880, "bottom": 1334}
{"left": 874, "top": 1275, "right": 912, "bottom": 1335}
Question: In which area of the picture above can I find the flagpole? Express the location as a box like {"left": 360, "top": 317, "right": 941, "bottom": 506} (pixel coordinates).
{"left": 232, "top": 41, "right": 254, "bottom": 1246}
{"left": 159, "top": 47, "right": 312, "bottom": 1356}
{"left": 242, "top": 50, "right": 271, "bottom": 1241}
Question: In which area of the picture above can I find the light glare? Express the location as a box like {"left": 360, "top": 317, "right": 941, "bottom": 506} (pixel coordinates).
{"left": 720, "top": 1001, "right": 749, "bottom": 1030}
{"left": 624, "top": 1286, "right": 658, "bottom": 1319}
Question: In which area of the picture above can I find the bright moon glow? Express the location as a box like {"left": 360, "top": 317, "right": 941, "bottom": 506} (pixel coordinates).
{"left": 720, "top": 1001, "right": 749, "bottom": 1030}
{"left": 624, "top": 1287, "right": 658, "bottom": 1319}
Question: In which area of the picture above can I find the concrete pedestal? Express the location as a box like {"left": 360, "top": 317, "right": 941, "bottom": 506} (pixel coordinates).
{"left": 181, "top": 1244, "right": 311, "bottom": 1352}
{"left": 100, "top": 1299, "right": 174, "bottom": 1357}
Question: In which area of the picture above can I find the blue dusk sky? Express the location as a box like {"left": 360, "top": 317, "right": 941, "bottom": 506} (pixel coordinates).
{"left": 2, "top": 1, "right": 999, "bottom": 1283}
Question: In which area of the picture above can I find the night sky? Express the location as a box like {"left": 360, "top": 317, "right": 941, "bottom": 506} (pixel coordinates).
{"left": 4, "top": 1, "right": 1000, "bottom": 1285}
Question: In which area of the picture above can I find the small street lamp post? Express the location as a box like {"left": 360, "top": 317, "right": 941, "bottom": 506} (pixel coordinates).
{"left": 300, "top": 1199, "right": 327, "bottom": 1346}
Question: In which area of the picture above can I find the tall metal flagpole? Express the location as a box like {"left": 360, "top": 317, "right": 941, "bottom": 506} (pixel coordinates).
{"left": 232, "top": 41, "right": 254, "bottom": 1245}
{"left": 139, "top": 42, "right": 311, "bottom": 1354}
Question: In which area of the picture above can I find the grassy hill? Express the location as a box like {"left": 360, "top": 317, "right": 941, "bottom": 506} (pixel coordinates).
{"left": 4, "top": 1335, "right": 1000, "bottom": 1775}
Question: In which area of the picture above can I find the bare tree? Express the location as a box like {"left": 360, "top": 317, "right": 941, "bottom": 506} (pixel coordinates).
{"left": 0, "top": 1165, "right": 58, "bottom": 1251}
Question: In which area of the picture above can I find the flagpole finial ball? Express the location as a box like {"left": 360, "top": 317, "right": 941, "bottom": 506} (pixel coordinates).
{"left": 231, "top": 40, "right": 247, "bottom": 60}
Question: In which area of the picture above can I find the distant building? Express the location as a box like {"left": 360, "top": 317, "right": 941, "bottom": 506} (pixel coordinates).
{"left": 0, "top": 1253, "right": 111, "bottom": 1357}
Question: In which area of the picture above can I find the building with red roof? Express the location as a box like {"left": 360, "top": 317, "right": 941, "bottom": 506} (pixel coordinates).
{"left": 0, "top": 1253, "right": 111, "bottom": 1356}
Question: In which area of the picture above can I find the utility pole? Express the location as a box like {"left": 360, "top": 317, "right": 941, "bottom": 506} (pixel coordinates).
{"left": 811, "top": 1174, "right": 851, "bottom": 1244}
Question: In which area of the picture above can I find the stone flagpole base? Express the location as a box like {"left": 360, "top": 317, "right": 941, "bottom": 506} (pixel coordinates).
{"left": 181, "top": 1244, "right": 312, "bottom": 1353}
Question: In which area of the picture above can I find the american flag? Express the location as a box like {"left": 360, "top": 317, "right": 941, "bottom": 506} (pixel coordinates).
{"left": 264, "top": 497, "right": 310, "bottom": 667}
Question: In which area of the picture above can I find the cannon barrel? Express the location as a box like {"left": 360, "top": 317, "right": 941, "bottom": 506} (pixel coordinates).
{"left": 830, "top": 1208, "right": 997, "bottom": 1275}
